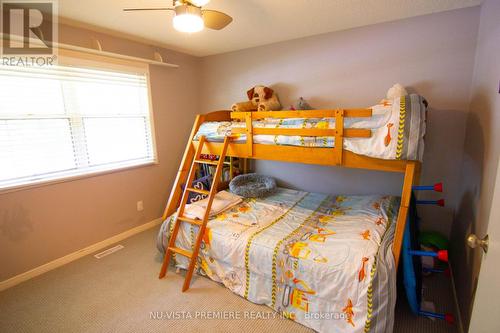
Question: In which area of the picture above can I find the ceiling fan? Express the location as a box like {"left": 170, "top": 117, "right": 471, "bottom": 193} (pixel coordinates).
{"left": 124, "top": 0, "right": 232, "bottom": 33}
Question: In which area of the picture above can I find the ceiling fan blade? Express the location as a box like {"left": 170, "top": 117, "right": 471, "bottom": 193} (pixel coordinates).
{"left": 123, "top": 8, "right": 173, "bottom": 12}
{"left": 202, "top": 10, "right": 232, "bottom": 30}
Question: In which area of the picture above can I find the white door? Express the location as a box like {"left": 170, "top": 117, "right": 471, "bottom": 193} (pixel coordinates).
{"left": 468, "top": 159, "right": 500, "bottom": 332}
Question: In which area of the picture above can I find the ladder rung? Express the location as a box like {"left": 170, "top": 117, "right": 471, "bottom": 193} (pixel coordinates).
{"left": 177, "top": 216, "right": 203, "bottom": 226}
{"left": 186, "top": 187, "right": 210, "bottom": 195}
{"left": 194, "top": 159, "right": 219, "bottom": 166}
{"left": 168, "top": 246, "right": 192, "bottom": 258}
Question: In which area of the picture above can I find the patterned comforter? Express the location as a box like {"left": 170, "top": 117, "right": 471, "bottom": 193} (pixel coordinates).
{"left": 195, "top": 94, "right": 427, "bottom": 161}
{"left": 157, "top": 188, "right": 399, "bottom": 333}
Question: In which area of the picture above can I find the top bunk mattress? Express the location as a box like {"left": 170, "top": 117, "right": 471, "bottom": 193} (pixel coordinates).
{"left": 195, "top": 94, "right": 427, "bottom": 161}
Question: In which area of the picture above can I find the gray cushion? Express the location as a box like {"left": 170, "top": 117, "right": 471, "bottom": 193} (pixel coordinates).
{"left": 229, "top": 173, "right": 277, "bottom": 198}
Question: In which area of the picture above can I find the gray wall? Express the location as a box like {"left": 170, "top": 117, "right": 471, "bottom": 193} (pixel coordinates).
{"left": 451, "top": 0, "right": 500, "bottom": 329}
{"left": 199, "top": 8, "right": 480, "bottom": 236}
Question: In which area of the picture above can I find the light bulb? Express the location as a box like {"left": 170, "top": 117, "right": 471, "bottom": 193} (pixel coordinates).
{"left": 173, "top": 5, "right": 204, "bottom": 33}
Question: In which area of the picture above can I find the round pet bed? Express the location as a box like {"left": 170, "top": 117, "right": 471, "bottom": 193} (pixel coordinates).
{"left": 229, "top": 173, "right": 276, "bottom": 198}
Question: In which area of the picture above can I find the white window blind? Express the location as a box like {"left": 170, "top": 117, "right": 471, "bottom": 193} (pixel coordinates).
{"left": 0, "top": 63, "right": 156, "bottom": 190}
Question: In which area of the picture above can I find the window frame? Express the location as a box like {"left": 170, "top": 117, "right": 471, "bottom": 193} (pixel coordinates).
{"left": 0, "top": 49, "right": 159, "bottom": 194}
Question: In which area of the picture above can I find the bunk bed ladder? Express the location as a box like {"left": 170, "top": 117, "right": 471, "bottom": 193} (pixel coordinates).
{"left": 159, "top": 135, "right": 230, "bottom": 292}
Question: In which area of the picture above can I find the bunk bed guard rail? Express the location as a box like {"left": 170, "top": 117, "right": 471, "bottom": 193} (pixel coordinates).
{"left": 229, "top": 109, "right": 373, "bottom": 165}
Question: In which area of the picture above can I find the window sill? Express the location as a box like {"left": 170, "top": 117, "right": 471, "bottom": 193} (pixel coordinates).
{"left": 0, "top": 160, "right": 159, "bottom": 195}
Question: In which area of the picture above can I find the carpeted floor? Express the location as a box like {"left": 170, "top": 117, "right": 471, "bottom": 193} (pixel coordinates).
{"left": 0, "top": 227, "right": 459, "bottom": 333}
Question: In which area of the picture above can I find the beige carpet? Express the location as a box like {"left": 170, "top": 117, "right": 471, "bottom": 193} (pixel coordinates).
{"left": 0, "top": 227, "right": 458, "bottom": 333}
{"left": 394, "top": 269, "right": 459, "bottom": 333}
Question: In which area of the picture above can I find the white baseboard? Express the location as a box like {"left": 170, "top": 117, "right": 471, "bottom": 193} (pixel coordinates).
{"left": 0, "top": 217, "right": 163, "bottom": 292}
{"left": 448, "top": 263, "right": 465, "bottom": 333}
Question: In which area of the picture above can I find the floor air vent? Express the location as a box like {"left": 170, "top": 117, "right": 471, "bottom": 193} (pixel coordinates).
{"left": 94, "top": 245, "right": 124, "bottom": 259}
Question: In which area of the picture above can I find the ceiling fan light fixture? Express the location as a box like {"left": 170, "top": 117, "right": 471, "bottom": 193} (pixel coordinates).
{"left": 173, "top": 5, "right": 204, "bottom": 33}
{"left": 189, "top": 0, "right": 210, "bottom": 6}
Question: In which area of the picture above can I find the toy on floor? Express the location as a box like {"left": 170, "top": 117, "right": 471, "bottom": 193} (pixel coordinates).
{"left": 419, "top": 231, "right": 450, "bottom": 275}
{"left": 231, "top": 85, "right": 282, "bottom": 112}
{"left": 401, "top": 182, "right": 454, "bottom": 324}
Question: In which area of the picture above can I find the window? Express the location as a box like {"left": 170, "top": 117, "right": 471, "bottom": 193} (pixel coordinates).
{"left": 0, "top": 62, "right": 156, "bottom": 191}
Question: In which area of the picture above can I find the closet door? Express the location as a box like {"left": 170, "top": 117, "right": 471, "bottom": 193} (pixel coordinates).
{"left": 468, "top": 159, "right": 500, "bottom": 332}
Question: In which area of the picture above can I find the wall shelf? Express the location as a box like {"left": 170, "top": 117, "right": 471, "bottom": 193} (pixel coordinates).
{"left": 1, "top": 33, "right": 180, "bottom": 69}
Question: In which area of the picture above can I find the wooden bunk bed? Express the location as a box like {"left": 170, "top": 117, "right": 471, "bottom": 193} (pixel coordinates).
{"left": 162, "top": 108, "right": 421, "bottom": 269}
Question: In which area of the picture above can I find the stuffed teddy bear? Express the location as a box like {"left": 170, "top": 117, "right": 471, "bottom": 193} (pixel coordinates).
{"left": 231, "top": 85, "right": 282, "bottom": 112}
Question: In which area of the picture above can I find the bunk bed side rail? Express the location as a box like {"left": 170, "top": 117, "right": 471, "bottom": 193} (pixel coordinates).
{"left": 194, "top": 141, "right": 410, "bottom": 172}
{"left": 230, "top": 127, "right": 371, "bottom": 138}
{"left": 230, "top": 109, "right": 373, "bottom": 119}
{"left": 230, "top": 109, "right": 373, "bottom": 165}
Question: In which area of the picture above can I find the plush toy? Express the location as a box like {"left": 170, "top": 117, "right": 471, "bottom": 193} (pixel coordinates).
{"left": 296, "top": 97, "right": 313, "bottom": 110}
{"left": 231, "top": 85, "right": 282, "bottom": 112}
{"left": 386, "top": 83, "right": 408, "bottom": 99}
{"left": 290, "top": 97, "right": 314, "bottom": 110}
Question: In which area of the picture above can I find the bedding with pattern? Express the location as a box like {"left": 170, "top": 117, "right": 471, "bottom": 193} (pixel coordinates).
{"left": 157, "top": 188, "right": 399, "bottom": 333}
{"left": 194, "top": 94, "right": 427, "bottom": 161}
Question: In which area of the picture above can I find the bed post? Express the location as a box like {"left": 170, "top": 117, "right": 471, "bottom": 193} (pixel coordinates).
{"left": 162, "top": 115, "right": 205, "bottom": 220}
{"left": 245, "top": 112, "right": 253, "bottom": 157}
{"left": 334, "top": 109, "right": 344, "bottom": 164}
{"left": 392, "top": 161, "right": 420, "bottom": 267}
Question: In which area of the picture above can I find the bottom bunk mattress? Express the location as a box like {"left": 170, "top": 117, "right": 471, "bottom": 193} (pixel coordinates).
{"left": 157, "top": 188, "right": 399, "bottom": 333}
